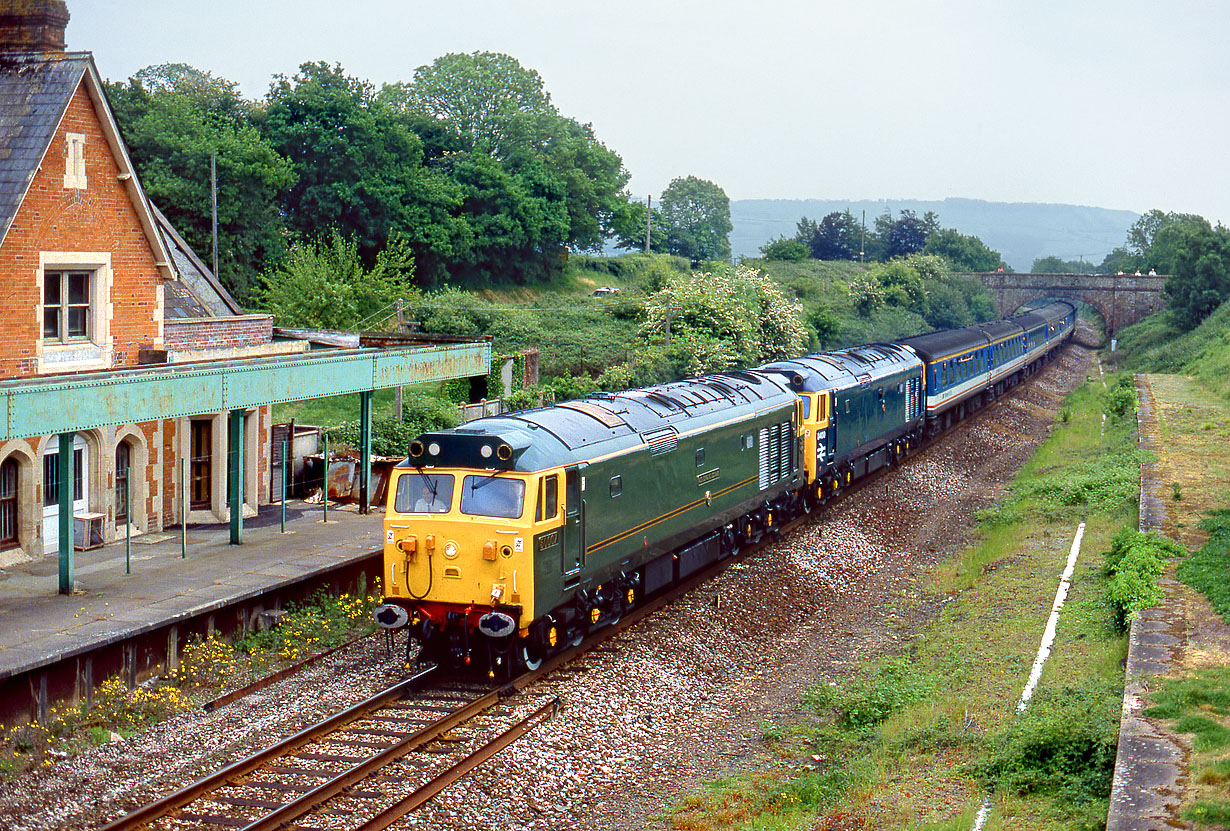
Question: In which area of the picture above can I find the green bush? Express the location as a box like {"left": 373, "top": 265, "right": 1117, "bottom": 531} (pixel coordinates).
{"left": 804, "top": 660, "right": 932, "bottom": 734}
{"left": 975, "top": 683, "right": 1120, "bottom": 806}
{"left": 328, "top": 394, "right": 460, "bottom": 456}
{"left": 1103, "top": 374, "right": 1138, "bottom": 418}
{"left": 1104, "top": 528, "right": 1185, "bottom": 629}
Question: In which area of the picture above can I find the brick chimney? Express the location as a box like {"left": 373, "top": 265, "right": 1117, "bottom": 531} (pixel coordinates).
{"left": 0, "top": 0, "right": 70, "bottom": 53}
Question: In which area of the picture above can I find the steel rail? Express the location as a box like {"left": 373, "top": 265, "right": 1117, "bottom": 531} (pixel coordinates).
{"left": 96, "top": 665, "right": 438, "bottom": 831}
{"left": 357, "top": 698, "right": 561, "bottom": 831}
{"left": 239, "top": 684, "right": 534, "bottom": 831}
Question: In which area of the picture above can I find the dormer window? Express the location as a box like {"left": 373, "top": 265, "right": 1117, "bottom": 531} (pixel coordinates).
{"left": 63, "top": 132, "right": 86, "bottom": 189}
{"left": 43, "top": 270, "right": 91, "bottom": 342}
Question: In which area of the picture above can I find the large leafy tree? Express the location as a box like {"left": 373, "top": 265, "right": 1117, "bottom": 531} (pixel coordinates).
{"left": 885, "top": 209, "right": 930, "bottom": 259}
{"left": 923, "top": 228, "right": 1006, "bottom": 272}
{"left": 391, "top": 52, "right": 634, "bottom": 266}
{"left": 797, "top": 211, "right": 859, "bottom": 260}
{"left": 1163, "top": 225, "right": 1230, "bottom": 329}
{"left": 260, "top": 62, "right": 426, "bottom": 259}
{"left": 657, "top": 176, "right": 732, "bottom": 263}
{"left": 107, "top": 64, "right": 295, "bottom": 303}
{"left": 390, "top": 51, "right": 554, "bottom": 157}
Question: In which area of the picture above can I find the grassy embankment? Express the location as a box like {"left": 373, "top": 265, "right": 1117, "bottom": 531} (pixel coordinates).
{"left": 667, "top": 367, "right": 1151, "bottom": 830}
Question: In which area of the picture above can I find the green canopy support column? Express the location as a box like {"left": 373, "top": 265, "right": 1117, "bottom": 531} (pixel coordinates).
{"left": 228, "top": 409, "right": 244, "bottom": 545}
{"left": 57, "top": 432, "right": 74, "bottom": 595}
{"left": 359, "top": 390, "right": 373, "bottom": 514}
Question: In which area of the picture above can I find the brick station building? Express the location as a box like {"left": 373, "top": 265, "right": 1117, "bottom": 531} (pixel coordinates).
{"left": 0, "top": 1, "right": 300, "bottom": 562}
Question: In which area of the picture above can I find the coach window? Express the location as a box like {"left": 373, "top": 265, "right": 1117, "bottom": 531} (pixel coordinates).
{"left": 695, "top": 448, "right": 705, "bottom": 468}
{"left": 610, "top": 475, "right": 622, "bottom": 498}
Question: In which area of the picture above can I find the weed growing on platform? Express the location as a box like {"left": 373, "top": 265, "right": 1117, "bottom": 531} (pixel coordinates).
{"left": 1103, "top": 526, "right": 1187, "bottom": 629}
{"left": 236, "top": 588, "right": 378, "bottom": 664}
{"left": 172, "top": 635, "right": 239, "bottom": 690}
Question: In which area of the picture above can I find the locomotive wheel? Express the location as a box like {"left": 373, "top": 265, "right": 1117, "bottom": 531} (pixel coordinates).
{"left": 520, "top": 644, "right": 542, "bottom": 671}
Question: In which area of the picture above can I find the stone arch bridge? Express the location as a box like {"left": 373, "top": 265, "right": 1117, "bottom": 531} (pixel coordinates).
{"left": 963, "top": 272, "right": 1167, "bottom": 334}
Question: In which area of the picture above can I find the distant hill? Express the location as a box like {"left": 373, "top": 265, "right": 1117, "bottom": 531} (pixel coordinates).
{"left": 731, "top": 197, "right": 1139, "bottom": 272}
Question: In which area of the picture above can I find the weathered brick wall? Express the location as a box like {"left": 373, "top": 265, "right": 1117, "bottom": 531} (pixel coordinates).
{"left": 163, "top": 315, "right": 273, "bottom": 350}
{"left": 0, "top": 82, "right": 163, "bottom": 380}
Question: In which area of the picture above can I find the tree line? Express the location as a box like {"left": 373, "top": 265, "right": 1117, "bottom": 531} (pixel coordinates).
{"left": 758, "top": 209, "right": 1009, "bottom": 273}
{"left": 106, "top": 55, "right": 731, "bottom": 308}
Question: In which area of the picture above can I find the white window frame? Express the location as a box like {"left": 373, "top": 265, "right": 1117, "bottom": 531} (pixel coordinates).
{"left": 37, "top": 252, "right": 112, "bottom": 372}
{"left": 42, "top": 269, "right": 93, "bottom": 343}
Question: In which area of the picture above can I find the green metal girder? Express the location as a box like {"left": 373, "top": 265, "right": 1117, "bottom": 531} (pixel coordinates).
{"left": 0, "top": 342, "right": 489, "bottom": 441}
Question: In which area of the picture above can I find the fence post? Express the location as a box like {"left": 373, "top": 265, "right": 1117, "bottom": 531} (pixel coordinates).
{"left": 280, "top": 438, "right": 288, "bottom": 533}
{"left": 322, "top": 431, "right": 329, "bottom": 524}
{"left": 124, "top": 473, "right": 131, "bottom": 575}
{"left": 180, "top": 457, "right": 187, "bottom": 559}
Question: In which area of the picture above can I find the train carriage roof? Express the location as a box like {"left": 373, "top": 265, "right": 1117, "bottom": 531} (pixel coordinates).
{"left": 1004, "top": 301, "right": 1075, "bottom": 335}
{"left": 757, "top": 343, "right": 921, "bottom": 393}
{"left": 404, "top": 370, "right": 797, "bottom": 473}
{"left": 975, "top": 320, "right": 1021, "bottom": 342}
{"left": 896, "top": 326, "right": 992, "bottom": 362}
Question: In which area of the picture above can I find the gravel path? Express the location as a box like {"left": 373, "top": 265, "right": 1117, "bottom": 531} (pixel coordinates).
{"left": 0, "top": 342, "right": 1096, "bottom": 831}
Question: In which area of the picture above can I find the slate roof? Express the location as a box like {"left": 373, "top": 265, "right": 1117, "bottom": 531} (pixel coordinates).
{"left": 0, "top": 50, "right": 88, "bottom": 246}
{"left": 150, "top": 204, "right": 243, "bottom": 318}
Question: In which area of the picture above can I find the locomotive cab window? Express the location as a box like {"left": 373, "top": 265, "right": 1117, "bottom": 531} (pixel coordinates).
{"left": 695, "top": 448, "right": 705, "bottom": 467}
{"left": 535, "top": 474, "right": 558, "bottom": 521}
{"left": 395, "top": 472, "right": 454, "bottom": 514}
{"left": 800, "top": 396, "right": 810, "bottom": 419}
{"left": 460, "top": 475, "right": 524, "bottom": 519}
{"left": 610, "top": 475, "right": 622, "bottom": 497}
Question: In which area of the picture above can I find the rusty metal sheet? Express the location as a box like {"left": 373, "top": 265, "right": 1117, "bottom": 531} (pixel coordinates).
{"left": 373, "top": 343, "right": 489, "bottom": 388}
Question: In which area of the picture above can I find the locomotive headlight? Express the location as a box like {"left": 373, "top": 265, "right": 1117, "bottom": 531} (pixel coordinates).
{"left": 480, "top": 444, "right": 493, "bottom": 459}
{"left": 444, "top": 541, "right": 459, "bottom": 559}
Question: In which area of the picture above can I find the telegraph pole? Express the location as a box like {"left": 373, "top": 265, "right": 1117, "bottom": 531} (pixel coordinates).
{"left": 645, "top": 195, "right": 652, "bottom": 254}
{"left": 210, "top": 151, "right": 219, "bottom": 279}
{"left": 394, "top": 298, "right": 405, "bottom": 421}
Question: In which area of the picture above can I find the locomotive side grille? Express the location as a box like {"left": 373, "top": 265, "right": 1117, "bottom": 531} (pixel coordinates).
{"left": 759, "top": 422, "right": 792, "bottom": 489}
{"left": 643, "top": 427, "right": 679, "bottom": 456}
{"left": 758, "top": 426, "right": 770, "bottom": 489}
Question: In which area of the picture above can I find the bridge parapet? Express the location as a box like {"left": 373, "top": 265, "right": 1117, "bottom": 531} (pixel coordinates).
{"left": 960, "top": 272, "right": 1168, "bottom": 333}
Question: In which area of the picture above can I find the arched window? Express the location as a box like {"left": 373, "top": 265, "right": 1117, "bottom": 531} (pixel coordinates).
{"left": 115, "top": 441, "right": 131, "bottom": 526}
{"left": 0, "top": 458, "right": 18, "bottom": 548}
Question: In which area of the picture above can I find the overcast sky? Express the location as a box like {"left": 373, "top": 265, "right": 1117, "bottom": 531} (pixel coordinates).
{"left": 68, "top": 0, "right": 1230, "bottom": 226}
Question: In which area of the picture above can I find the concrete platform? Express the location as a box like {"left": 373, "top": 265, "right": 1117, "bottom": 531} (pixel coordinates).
{"left": 0, "top": 499, "right": 384, "bottom": 704}
{"left": 1106, "top": 376, "right": 1190, "bottom": 831}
